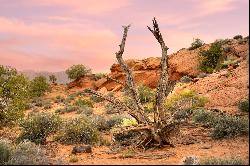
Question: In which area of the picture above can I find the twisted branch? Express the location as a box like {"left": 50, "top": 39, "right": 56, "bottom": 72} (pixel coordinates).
{"left": 115, "top": 25, "right": 150, "bottom": 124}
{"left": 148, "top": 17, "right": 169, "bottom": 123}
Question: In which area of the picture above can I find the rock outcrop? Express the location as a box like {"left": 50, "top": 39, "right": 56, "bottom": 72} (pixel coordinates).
{"left": 67, "top": 38, "right": 248, "bottom": 93}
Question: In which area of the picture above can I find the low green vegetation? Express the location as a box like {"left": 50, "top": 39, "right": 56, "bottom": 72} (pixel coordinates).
{"left": 7, "top": 140, "right": 49, "bottom": 165}
{"left": 29, "top": 76, "right": 49, "bottom": 97}
{"left": 18, "top": 112, "right": 62, "bottom": 144}
{"left": 238, "top": 99, "right": 249, "bottom": 112}
{"left": 180, "top": 75, "right": 193, "bottom": 83}
{"left": 54, "top": 95, "right": 65, "bottom": 103}
{"left": 192, "top": 109, "right": 249, "bottom": 139}
{"left": 74, "top": 98, "right": 93, "bottom": 108}
{"left": 199, "top": 157, "right": 244, "bottom": 165}
{"left": 188, "top": 38, "right": 205, "bottom": 50}
{"left": 137, "top": 84, "right": 155, "bottom": 104}
{"left": 55, "top": 115, "right": 100, "bottom": 145}
{"left": 66, "top": 64, "right": 91, "bottom": 80}
{"left": 199, "top": 41, "right": 223, "bottom": 73}
{"left": 165, "top": 89, "right": 208, "bottom": 112}
{"left": 0, "top": 65, "right": 30, "bottom": 126}
{"left": 94, "top": 73, "right": 106, "bottom": 80}
{"left": 0, "top": 139, "right": 12, "bottom": 164}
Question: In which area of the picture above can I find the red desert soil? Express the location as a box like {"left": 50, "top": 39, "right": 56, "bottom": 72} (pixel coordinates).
{"left": 47, "top": 136, "right": 248, "bottom": 165}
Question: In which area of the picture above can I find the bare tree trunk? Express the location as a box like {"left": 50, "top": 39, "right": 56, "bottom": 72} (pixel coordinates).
{"left": 147, "top": 17, "right": 170, "bottom": 124}
{"left": 115, "top": 25, "right": 150, "bottom": 124}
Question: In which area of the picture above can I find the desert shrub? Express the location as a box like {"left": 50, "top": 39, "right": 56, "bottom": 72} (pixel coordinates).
{"left": 112, "top": 130, "right": 141, "bottom": 145}
{"left": 121, "top": 149, "right": 136, "bottom": 158}
{"left": 55, "top": 105, "right": 79, "bottom": 114}
{"left": 192, "top": 109, "right": 216, "bottom": 126}
{"left": 56, "top": 115, "right": 100, "bottom": 144}
{"left": 90, "top": 115, "right": 108, "bottom": 131}
{"left": 43, "top": 100, "right": 52, "bottom": 109}
{"left": 123, "top": 96, "right": 137, "bottom": 110}
{"left": 233, "top": 35, "right": 243, "bottom": 40}
{"left": 74, "top": 98, "right": 93, "bottom": 108}
{"left": 165, "top": 89, "right": 208, "bottom": 112}
{"left": 0, "top": 139, "right": 13, "bottom": 164}
{"left": 94, "top": 73, "right": 106, "bottom": 80}
{"left": 238, "top": 99, "right": 249, "bottom": 112}
{"left": 76, "top": 105, "right": 93, "bottom": 116}
{"left": 180, "top": 75, "right": 192, "bottom": 83}
{"left": 0, "top": 65, "right": 30, "bottom": 126}
{"left": 212, "top": 115, "right": 249, "bottom": 139}
{"left": 66, "top": 64, "right": 91, "bottom": 80}
{"left": 49, "top": 74, "right": 57, "bottom": 84}
{"left": 65, "top": 96, "right": 74, "bottom": 104}
{"left": 31, "top": 97, "right": 43, "bottom": 107}
{"left": 55, "top": 95, "right": 65, "bottom": 103}
{"left": 220, "top": 59, "right": 240, "bottom": 69}
{"left": 7, "top": 140, "right": 49, "bottom": 165}
{"left": 106, "top": 115, "right": 124, "bottom": 129}
{"left": 121, "top": 118, "right": 138, "bottom": 127}
{"left": 192, "top": 109, "right": 249, "bottom": 139}
{"left": 144, "top": 102, "right": 154, "bottom": 113}
{"left": 188, "top": 38, "right": 204, "bottom": 50}
{"left": 199, "top": 157, "right": 244, "bottom": 165}
{"left": 199, "top": 41, "right": 223, "bottom": 73}
{"left": 90, "top": 94, "right": 105, "bottom": 103}
{"left": 137, "top": 84, "right": 155, "bottom": 103}
{"left": 69, "top": 155, "right": 78, "bottom": 163}
{"left": 18, "top": 112, "right": 62, "bottom": 144}
{"left": 29, "top": 76, "right": 49, "bottom": 97}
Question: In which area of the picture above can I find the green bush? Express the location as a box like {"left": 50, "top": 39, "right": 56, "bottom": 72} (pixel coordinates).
{"left": 106, "top": 115, "right": 124, "bottom": 129}
{"left": 56, "top": 115, "right": 100, "bottom": 144}
{"left": 55, "top": 95, "right": 65, "bottom": 103}
{"left": 29, "top": 76, "right": 49, "bottom": 97}
{"left": 90, "top": 115, "right": 108, "bottom": 131}
{"left": 199, "top": 41, "right": 223, "bottom": 73}
{"left": 49, "top": 74, "right": 57, "bottom": 84}
{"left": 55, "top": 105, "right": 79, "bottom": 114}
{"left": 137, "top": 84, "right": 155, "bottom": 104}
{"left": 18, "top": 112, "right": 62, "bottom": 144}
{"left": 188, "top": 38, "right": 204, "bottom": 50}
{"left": 199, "top": 157, "right": 244, "bottom": 165}
{"left": 192, "top": 109, "right": 249, "bottom": 139}
{"left": 76, "top": 106, "right": 93, "bottom": 116}
{"left": 238, "top": 99, "right": 249, "bottom": 112}
{"left": 192, "top": 109, "right": 216, "bottom": 126}
{"left": 0, "top": 65, "right": 30, "bottom": 126}
{"left": 212, "top": 115, "right": 249, "bottom": 139}
{"left": 90, "top": 95, "right": 105, "bottom": 103}
{"left": 66, "top": 64, "right": 91, "bottom": 80}
{"left": 165, "top": 89, "right": 208, "bottom": 112}
{"left": 233, "top": 35, "right": 243, "bottom": 40}
{"left": 43, "top": 100, "right": 52, "bottom": 109}
{"left": 7, "top": 140, "right": 49, "bottom": 165}
{"left": 94, "top": 73, "right": 106, "bottom": 80}
{"left": 74, "top": 98, "right": 93, "bottom": 108}
{"left": 0, "top": 139, "right": 12, "bottom": 164}
{"left": 180, "top": 75, "right": 193, "bottom": 83}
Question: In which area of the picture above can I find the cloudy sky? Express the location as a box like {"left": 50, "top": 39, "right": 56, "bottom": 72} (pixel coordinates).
{"left": 0, "top": 0, "right": 249, "bottom": 73}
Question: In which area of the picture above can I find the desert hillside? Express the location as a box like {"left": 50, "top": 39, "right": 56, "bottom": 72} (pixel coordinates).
{"left": 1, "top": 34, "right": 249, "bottom": 165}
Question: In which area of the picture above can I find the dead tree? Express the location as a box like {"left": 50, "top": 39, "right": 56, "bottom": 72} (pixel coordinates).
{"left": 84, "top": 18, "right": 180, "bottom": 147}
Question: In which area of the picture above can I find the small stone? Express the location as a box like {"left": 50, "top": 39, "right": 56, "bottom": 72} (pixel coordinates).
{"left": 72, "top": 145, "right": 92, "bottom": 154}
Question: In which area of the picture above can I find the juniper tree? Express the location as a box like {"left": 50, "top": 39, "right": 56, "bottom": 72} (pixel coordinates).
{"left": 84, "top": 18, "right": 182, "bottom": 148}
